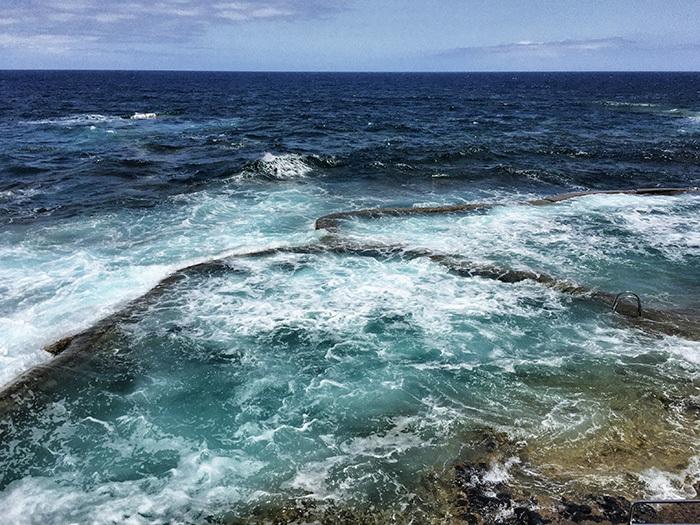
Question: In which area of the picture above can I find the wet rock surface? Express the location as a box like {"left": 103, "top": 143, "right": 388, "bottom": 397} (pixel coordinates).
{"left": 217, "top": 429, "right": 700, "bottom": 524}
{"left": 629, "top": 500, "right": 700, "bottom": 524}
{"left": 451, "top": 430, "right": 700, "bottom": 525}
{"left": 453, "top": 460, "right": 633, "bottom": 524}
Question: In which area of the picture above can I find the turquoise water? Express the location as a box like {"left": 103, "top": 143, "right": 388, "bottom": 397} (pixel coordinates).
{"left": 1, "top": 196, "right": 699, "bottom": 522}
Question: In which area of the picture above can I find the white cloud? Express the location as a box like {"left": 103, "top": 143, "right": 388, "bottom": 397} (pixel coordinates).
{"left": 249, "top": 7, "right": 293, "bottom": 18}
{"left": 0, "top": 0, "right": 345, "bottom": 51}
{"left": 218, "top": 10, "right": 248, "bottom": 21}
{"left": 0, "top": 32, "right": 96, "bottom": 52}
{"left": 440, "top": 37, "right": 634, "bottom": 58}
{"left": 432, "top": 36, "right": 700, "bottom": 71}
{"left": 94, "top": 13, "right": 137, "bottom": 23}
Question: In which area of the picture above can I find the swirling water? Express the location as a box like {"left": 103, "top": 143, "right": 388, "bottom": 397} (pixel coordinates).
{"left": 0, "top": 72, "right": 699, "bottom": 523}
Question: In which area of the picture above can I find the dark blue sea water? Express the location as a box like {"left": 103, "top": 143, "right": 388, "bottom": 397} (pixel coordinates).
{"left": 0, "top": 72, "right": 699, "bottom": 523}
{"left": 2, "top": 71, "right": 699, "bottom": 223}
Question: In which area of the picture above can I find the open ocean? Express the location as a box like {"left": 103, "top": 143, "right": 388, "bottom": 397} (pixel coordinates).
{"left": 0, "top": 71, "right": 699, "bottom": 523}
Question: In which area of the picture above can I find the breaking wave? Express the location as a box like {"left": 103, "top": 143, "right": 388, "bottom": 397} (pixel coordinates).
{"left": 130, "top": 112, "right": 157, "bottom": 120}
{"left": 22, "top": 114, "right": 123, "bottom": 126}
{"left": 602, "top": 101, "right": 659, "bottom": 108}
{"left": 639, "top": 456, "right": 700, "bottom": 499}
{"left": 237, "top": 152, "right": 338, "bottom": 181}
{"left": 23, "top": 112, "right": 158, "bottom": 126}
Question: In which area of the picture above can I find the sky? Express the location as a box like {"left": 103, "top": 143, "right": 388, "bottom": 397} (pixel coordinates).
{"left": 1, "top": 0, "right": 699, "bottom": 71}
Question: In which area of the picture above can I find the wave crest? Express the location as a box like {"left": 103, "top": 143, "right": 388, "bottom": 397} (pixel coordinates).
{"left": 130, "top": 112, "right": 157, "bottom": 120}
{"left": 22, "top": 114, "right": 121, "bottom": 126}
{"left": 256, "top": 152, "right": 312, "bottom": 179}
{"left": 239, "top": 152, "right": 337, "bottom": 181}
{"left": 23, "top": 112, "right": 158, "bottom": 126}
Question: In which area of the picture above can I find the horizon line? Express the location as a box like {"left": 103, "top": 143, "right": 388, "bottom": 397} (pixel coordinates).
{"left": 1, "top": 68, "right": 699, "bottom": 74}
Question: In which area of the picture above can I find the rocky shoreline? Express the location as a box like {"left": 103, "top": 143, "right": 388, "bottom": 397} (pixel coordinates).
{"left": 216, "top": 430, "right": 700, "bottom": 524}
{"left": 218, "top": 472, "right": 699, "bottom": 525}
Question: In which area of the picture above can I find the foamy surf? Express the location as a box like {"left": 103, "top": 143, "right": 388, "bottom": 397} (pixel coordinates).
{"left": 21, "top": 114, "right": 122, "bottom": 126}
{"left": 639, "top": 457, "right": 700, "bottom": 499}
{"left": 0, "top": 185, "right": 329, "bottom": 388}
{"left": 237, "top": 152, "right": 315, "bottom": 180}
{"left": 130, "top": 112, "right": 157, "bottom": 120}
{"left": 21, "top": 112, "right": 158, "bottom": 126}
{"left": 602, "top": 101, "right": 658, "bottom": 108}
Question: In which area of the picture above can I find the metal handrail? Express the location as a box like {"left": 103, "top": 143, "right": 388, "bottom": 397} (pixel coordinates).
{"left": 613, "top": 291, "right": 643, "bottom": 317}
{"left": 629, "top": 499, "right": 700, "bottom": 524}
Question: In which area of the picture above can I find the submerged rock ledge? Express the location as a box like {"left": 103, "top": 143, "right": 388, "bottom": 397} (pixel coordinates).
{"left": 3, "top": 186, "right": 699, "bottom": 411}
{"left": 314, "top": 187, "right": 698, "bottom": 231}
{"left": 31, "top": 186, "right": 700, "bottom": 362}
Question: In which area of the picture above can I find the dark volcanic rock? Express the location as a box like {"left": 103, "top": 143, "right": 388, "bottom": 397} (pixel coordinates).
{"left": 451, "top": 430, "right": 641, "bottom": 525}
{"left": 453, "top": 457, "right": 635, "bottom": 524}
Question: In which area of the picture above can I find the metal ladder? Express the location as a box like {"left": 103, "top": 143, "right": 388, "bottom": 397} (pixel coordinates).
{"left": 613, "top": 291, "right": 643, "bottom": 317}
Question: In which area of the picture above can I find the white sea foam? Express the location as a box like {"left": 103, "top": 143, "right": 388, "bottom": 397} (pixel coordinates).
{"left": 0, "top": 259, "right": 170, "bottom": 386}
{"left": 0, "top": 185, "right": 328, "bottom": 387}
{"left": 482, "top": 457, "right": 521, "bottom": 484}
{"left": 285, "top": 456, "right": 345, "bottom": 499}
{"left": 283, "top": 406, "right": 457, "bottom": 501}
{"left": 575, "top": 193, "right": 700, "bottom": 259}
{"left": 0, "top": 446, "right": 266, "bottom": 525}
{"left": 659, "top": 337, "right": 700, "bottom": 366}
{"left": 343, "top": 193, "right": 700, "bottom": 309}
{"left": 163, "top": 255, "right": 566, "bottom": 350}
{"left": 0, "top": 188, "right": 41, "bottom": 203}
{"left": 245, "top": 152, "right": 314, "bottom": 180}
{"left": 602, "top": 101, "right": 658, "bottom": 108}
{"left": 601, "top": 101, "right": 700, "bottom": 128}
{"left": 22, "top": 114, "right": 122, "bottom": 126}
{"left": 22, "top": 112, "right": 157, "bottom": 126}
{"left": 639, "top": 456, "right": 700, "bottom": 499}
{"left": 130, "top": 112, "right": 157, "bottom": 120}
